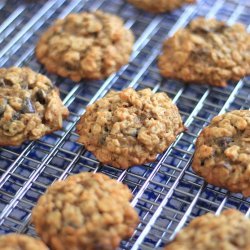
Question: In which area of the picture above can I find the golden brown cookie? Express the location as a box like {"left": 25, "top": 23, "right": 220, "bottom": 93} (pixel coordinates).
{"left": 0, "top": 67, "right": 69, "bottom": 146}
{"left": 193, "top": 110, "right": 250, "bottom": 196}
{"left": 76, "top": 88, "right": 184, "bottom": 169}
{"left": 32, "top": 172, "right": 139, "bottom": 250}
{"left": 165, "top": 209, "right": 250, "bottom": 250}
{"left": 127, "top": 0, "right": 195, "bottom": 13}
{"left": 36, "top": 11, "right": 134, "bottom": 81}
{"left": 0, "top": 234, "right": 48, "bottom": 250}
{"left": 158, "top": 18, "right": 250, "bottom": 87}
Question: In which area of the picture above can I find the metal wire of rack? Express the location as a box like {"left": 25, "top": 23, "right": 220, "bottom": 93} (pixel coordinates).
{"left": 0, "top": 0, "right": 250, "bottom": 249}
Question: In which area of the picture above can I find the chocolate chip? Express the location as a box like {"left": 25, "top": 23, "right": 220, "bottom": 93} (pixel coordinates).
{"left": 65, "top": 63, "right": 77, "bottom": 70}
{"left": 193, "top": 24, "right": 227, "bottom": 34}
{"left": 0, "top": 79, "right": 5, "bottom": 87}
{"left": 0, "top": 97, "right": 7, "bottom": 116}
{"left": 213, "top": 24, "right": 227, "bottom": 33}
{"left": 190, "top": 48, "right": 210, "bottom": 61}
{"left": 99, "top": 136, "right": 106, "bottom": 144}
{"left": 36, "top": 89, "right": 47, "bottom": 104}
{"left": 2, "top": 79, "right": 13, "bottom": 87}
{"left": 22, "top": 98, "right": 35, "bottom": 113}
{"left": 12, "top": 112, "right": 21, "bottom": 121}
{"left": 215, "top": 137, "right": 233, "bottom": 150}
{"left": 193, "top": 27, "right": 211, "bottom": 34}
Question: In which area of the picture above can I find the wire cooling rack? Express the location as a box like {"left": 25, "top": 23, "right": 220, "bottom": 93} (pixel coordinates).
{"left": 0, "top": 0, "right": 250, "bottom": 249}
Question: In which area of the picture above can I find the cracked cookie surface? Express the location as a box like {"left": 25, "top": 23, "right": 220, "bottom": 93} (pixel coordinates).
{"left": 77, "top": 88, "right": 184, "bottom": 169}
{"left": 193, "top": 110, "right": 250, "bottom": 196}
{"left": 32, "top": 172, "right": 139, "bottom": 250}
{"left": 165, "top": 209, "right": 250, "bottom": 250}
{"left": 0, "top": 67, "right": 69, "bottom": 146}
{"left": 158, "top": 18, "right": 250, "bottom": 87}
{"left": 127, "top": 0, "right": 195, "bottom": 13}
{"left": 36, "top": 11, "right": 134, "bottom": 81}
{"left": 0, "top": 234, "right": 48, "bottom": 250}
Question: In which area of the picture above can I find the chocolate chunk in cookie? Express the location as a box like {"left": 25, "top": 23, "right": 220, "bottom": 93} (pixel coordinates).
{"left": 158, "top": 18, "right": 250, "bottom": 87}
{"left": 127, "top": 0, "right": 195, "bottom": 13}
{"left": 165, "top": 209, "right": 250, "bottom": 250}
{"left": 193, "top": 110, "right": 250, "bottom": 196}
{"left": 76, "top": 88, "right": 185, "bottom": 169}
{"left": 36, "top": 11, "right": 134, "bottom": 81}
{"left": 32, "top": 172, "right": 139, "bottom": 250}
{"left": 0, "top": 67, "right": 69, "bottom": 146}
{"left": 0, "top": 234, "right": 48, "bottom": 250}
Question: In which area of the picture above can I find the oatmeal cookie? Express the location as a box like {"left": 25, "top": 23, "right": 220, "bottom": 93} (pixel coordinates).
{"left": 0, "top": 67, "right": 69, "bottom": 146}
{"left": 77, "top": 88, "right": 184, "bottom": 169}
{"left": 127, "top": 0, "right": 195, "bottom": 13}
{"left": 0, "top": 234, "right": 48, "bottom": 250}
{"left": 193, "top": 110, "right": 250, "bottom": 196}
{"left": 158, "top": 18, "right": 250, "bottom": 87}
{"left": 165, "top": 209, "right": 250, "bottom": 250}
{"left": 32, "top": 172, "right": 139, "bottom": 250}
{"left": 36, "top": 11, "right": 134, "bottom": 81}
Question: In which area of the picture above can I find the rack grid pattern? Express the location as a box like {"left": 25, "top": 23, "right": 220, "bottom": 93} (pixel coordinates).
{"left": 0, "top": 0, "right": 250, "bottom": 249}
